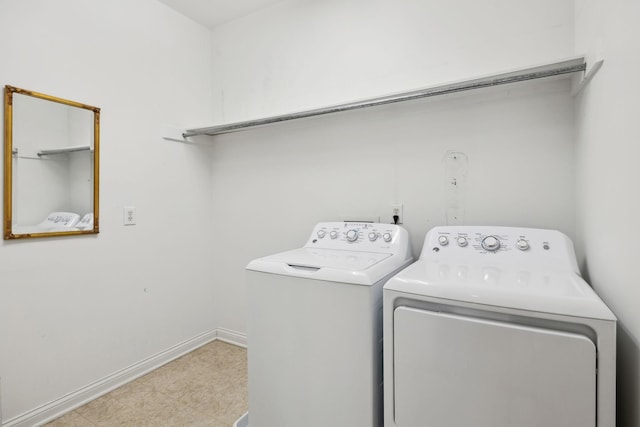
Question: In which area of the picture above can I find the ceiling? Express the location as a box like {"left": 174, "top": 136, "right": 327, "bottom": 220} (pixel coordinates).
{"left": 156, "top": 0, "right": 284, "bottom": 29}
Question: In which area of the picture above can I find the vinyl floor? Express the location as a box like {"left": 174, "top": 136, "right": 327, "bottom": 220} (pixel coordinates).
{"left": 43, "top": 340, "right": 247, "bottom": 427}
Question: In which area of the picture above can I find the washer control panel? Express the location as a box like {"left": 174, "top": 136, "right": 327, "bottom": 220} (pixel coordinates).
{"left": 306, "top": 222, "right": 410, "bottom": 254}
{"left": 423, "top": 226, "right": 579, "bottom": 273}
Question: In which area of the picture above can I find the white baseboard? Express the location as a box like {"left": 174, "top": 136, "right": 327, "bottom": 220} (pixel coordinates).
{"left": 3, "top": 328, "right": 247, "bottom": 427}
{"left": 216, "top": 327, "right": 247, "bottom": 348}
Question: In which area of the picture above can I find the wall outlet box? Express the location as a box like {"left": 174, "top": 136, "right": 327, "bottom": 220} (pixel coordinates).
{"left": 124, "top": 207, "right": 136, "bottom": 226}
{"left": 391, "top": 204, "right": 403, "bottom": 224}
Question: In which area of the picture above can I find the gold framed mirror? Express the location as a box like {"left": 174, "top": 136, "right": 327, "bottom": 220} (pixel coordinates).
{"left": 3, "top": 85, "right": 100, "bottom": 239}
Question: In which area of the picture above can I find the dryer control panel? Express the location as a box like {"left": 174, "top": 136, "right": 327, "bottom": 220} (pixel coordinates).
{"left": 421, "top": 226, "right": 579, "bottom": 274}
{"left": 306, "top": 222, "right": 411, "bottom": 256}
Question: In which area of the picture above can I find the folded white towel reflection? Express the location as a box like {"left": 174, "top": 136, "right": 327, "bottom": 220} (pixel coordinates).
{"left": 36, "top": 212, "right": 81, "bottom": 230}
{"left": 74, "top": 213, "right": 93, "bottom": 230}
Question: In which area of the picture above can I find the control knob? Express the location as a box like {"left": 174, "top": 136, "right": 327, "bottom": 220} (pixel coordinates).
{"left": 457, "top": 236, "right": 468, "bottom": 247}
{"left": 383, "top": 232, "right": 392, "bottom": 243}
{"left": 368, "top": 232, "right": 378, "bottom": 242}
{"left": 317, "top": 230, "right": 326, "bottom": 239}
{"left": 481, "top": 235, "right": 500, "bottom": 252}
{"left": 516, "top": 239, "right": 529, "bottom": 251}
{"left": 346, "top": 229, "right": 359, "bottom": 242}
{"left": 438, "top": 235, "right": 449, "bottom": 246}
{"left": 330, "top": 231, "right": 338, "bottom": 239}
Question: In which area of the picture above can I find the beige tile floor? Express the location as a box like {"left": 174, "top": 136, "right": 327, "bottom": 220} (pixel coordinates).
{"left": 44, "top": 340, "right": 247, "bottom": 427}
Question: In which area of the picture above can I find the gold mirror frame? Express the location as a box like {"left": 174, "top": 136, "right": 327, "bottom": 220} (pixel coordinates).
{"left": 3, "top": 85, "right": 100, "bottom": 239}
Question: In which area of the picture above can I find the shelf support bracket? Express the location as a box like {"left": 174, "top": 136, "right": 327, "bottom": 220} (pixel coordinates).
{"left": 162, "top": 126, "right": 194, "bottom": 143}
{"left": 571, "top": 59, "right": 604, "bottom": 96}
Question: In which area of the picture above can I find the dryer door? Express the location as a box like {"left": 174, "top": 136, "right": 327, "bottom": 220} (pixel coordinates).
{"left": 393, "top": 307, "right": 596, "bottom": 427}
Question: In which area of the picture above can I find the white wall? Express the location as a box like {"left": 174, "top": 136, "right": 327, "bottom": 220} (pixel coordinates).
{"left": 575, "top": 1, "right": 640, "bottom": 425}
{"left": 208, "top": 0, "right": 574, "bottom": 124}
{"left": 206, "top": 0, "right": 577, "bottom": 334}
{"left": 0, "top": 0, "right": 215, "bottom": 422}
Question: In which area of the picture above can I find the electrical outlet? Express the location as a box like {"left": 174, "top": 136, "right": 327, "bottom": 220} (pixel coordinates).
{"left": 391, "top": 204, "right": 403, "bottom": 224}
{"left": 124, "top": 206, "right": 136, "bottom": 226}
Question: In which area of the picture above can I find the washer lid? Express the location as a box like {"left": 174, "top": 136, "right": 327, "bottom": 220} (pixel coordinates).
{"left": 247, "top": 247, "right": 406, "bottom": 286}
{"left": 384, "top": 260, "right": 616, "bottom": 320}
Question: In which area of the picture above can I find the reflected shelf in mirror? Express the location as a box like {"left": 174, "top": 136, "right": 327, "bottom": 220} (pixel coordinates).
{"left": 38, "top": 145, "right": 92, "bottom": 156}
{"left": 11, "top": 145, "right": 93, "bottom": 160}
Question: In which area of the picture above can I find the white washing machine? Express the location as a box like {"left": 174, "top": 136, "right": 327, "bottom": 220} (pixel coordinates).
{"left": 383, "top": 226, "right": 616, "bottom": 427}
{"left": 245, "top": 222, "right": 413, "bottom": 427}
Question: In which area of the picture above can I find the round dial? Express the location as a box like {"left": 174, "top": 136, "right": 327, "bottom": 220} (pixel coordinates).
{"left": 346, "top": 229, "right": 359, "bottom": 242}
{"left": 368, "top": 232, "right": 378, "bottom": 242}
{"left": 516, "top": 239, "right": 530, "bottom": 251}
{"left": 317, "top": 230, "right": 326, "bottom": 239}
{"left": 438, "top": 235, "right": 449, "bottom": 246}
{"left": 481, "top": 235, "right": 500, "bottom": 251}
{"left": 457, "top": 236, "right": 468, "bottom": 247}
{"left": 329, "top": 230, "right": 338, "bottom": 239}
{"left": 383, "top": 232, "right": 392, "bottom": 242}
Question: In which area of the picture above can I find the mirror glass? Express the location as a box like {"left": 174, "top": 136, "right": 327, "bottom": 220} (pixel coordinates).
{"left": 4, "top": 85, "right": 100, "bottom": 239}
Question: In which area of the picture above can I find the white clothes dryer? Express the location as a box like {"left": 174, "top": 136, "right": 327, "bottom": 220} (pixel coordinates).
{"left": 383, "top": 226, "right": 616, "bottom": 427}
{"left": 246, "top": 222, "right": 413, "bottom": 427}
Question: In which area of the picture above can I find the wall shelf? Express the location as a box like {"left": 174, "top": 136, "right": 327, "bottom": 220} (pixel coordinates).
{"left": 37, "top": 145, "right": 92, "bottom": 157}
{"left": 180, "top": 57, "right": 594, "bottom": 139}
